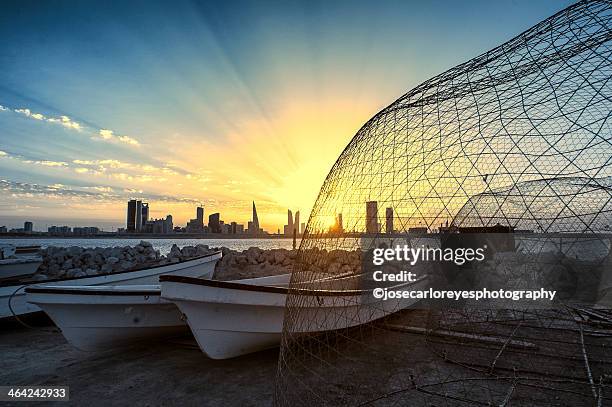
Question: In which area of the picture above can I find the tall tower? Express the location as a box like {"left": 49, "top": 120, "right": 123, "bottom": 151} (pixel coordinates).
{"left": 252, "top": 201, "right": 260, "bottom": 231}
{"left": 366, "top": 201, "right": 378, "bottom": 234}
{"left": 127, "top": 199, "right": 137, "bottom": 231}
{"left": 197, "top": 206, "right": 204, "bottom": 227}
{"left": 288, "top": 210, "right": 294, "bottom": 232}
{"left": 294, "top": 211, "right": 300, "bottom": 233}
{"left": 385, "top": 207, "right": 394, "bottom": 234}
{"left": 135, "top": 200, "right": 143, "bottom": 231}
{"left": 141, "top": 203, "right": 149, "bottom": 228}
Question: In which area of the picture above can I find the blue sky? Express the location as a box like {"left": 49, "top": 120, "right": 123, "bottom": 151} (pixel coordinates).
{"left": 0, "top": 0, "right": 574, "bottom": 231}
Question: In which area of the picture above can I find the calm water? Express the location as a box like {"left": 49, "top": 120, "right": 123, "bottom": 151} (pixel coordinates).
{"left": 0, "top": 238, "right": 300, "bottom": 255}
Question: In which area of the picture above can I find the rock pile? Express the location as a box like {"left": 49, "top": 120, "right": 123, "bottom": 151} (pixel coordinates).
{"left": 33, "top": 241, "right": 215, "bottom": 281}
{"left": 213, "top": 247, "right": 296, "bottom": 280}
{"left": 30, "top": 242, "right": 363, "bottom": 283}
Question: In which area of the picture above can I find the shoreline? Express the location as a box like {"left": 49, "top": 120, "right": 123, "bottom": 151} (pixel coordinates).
{"left": 0, "top": 234, "right": 298, "bottom": 240}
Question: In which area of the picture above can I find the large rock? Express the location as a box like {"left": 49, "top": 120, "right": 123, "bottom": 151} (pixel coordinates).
{"left": 106, "top": 257, "right": 119, "bottom": 264}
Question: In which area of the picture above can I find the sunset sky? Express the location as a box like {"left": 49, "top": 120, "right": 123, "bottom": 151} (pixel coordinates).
{"left": 0, "top": 0, "right": 572, "bottom": 232}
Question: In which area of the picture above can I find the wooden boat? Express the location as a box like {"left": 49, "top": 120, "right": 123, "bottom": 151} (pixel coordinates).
{"left": 0, "top": 245, "right": 42, "bottom": 281}
{"left": 0, "top": 251, "right": 222, "bottom": 319}
{"left": 159, "top": 273, "right": 428, "bottom": 359}
{"left": 25, "top": 273, "right": 291, "bottom": 351}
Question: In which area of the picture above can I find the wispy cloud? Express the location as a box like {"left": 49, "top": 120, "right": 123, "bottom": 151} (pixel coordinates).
{"left": 95, "top": 129, "right": 140, "bottom": 146}
{"left": 4, "top": 103, "right": 140, "bottom": 147}
{"left": 0, "top": 179, "right": 199, "bottom": 204}
{"left": 14, "top": 108, "right": 82, "bottom": 130}
{"left": 22, "top": 160, "right": 68, "bottom": 167}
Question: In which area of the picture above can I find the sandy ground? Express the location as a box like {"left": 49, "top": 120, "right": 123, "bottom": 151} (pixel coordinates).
{"left": 1, "top": 314, "right": 278, "bottom": 407}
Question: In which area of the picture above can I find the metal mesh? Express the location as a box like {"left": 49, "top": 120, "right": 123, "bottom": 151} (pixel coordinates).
{"left": 275, "top": 1, "right": 612, "bottom": 405}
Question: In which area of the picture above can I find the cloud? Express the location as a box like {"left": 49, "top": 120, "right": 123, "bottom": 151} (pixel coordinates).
{"left": 22, "top": 160, "right": 68, "bottom": 167}
{"left": 96, "top": 129, "right": 140, "bottom": 146}
{"left": 5, "top": 104, "right": 139, "bottom": 146}
{"left": 0, "top": 179, "right": 199, "bottom": 205}
{"left": 15, "top": 108, "right": 82, "bottom": 130}
{"left": 99, "top": 129, "right": 114, "bottom": 140}
{"left": 47, "top": 115, "right": 82, "bottom": 130}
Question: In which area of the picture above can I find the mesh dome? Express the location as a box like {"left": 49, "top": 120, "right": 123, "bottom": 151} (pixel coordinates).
{"left": 276, "top": 1, "right": 612, "bottom": 406}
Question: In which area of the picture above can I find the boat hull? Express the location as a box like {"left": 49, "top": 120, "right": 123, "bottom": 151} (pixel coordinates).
{"left": 26, "top": 286, "right": 186, "bottom": 350}
{"left": 0, "top": 259, "right": 42, "bottom": 281}
{"left": 1, "top": 251, "right": 221, "bottom": 318}
{"left": 161, "top": 275, "right": 428, "bottom": 359}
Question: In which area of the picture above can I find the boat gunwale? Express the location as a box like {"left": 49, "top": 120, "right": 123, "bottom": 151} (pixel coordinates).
{"left": 160, "top": 274, "right": 427, "bottom": 297}
{"left": 2, "top": 250, "right": 222, "bottom": 288}
{"left": 25, "top": 286, "right": 162, "bottom": 296}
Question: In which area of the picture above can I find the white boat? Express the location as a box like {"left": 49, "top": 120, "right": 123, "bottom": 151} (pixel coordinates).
{"left": 1, "top": 251, "right": 222, "bottom": 319}
{"left": 160, "top": 273, "right": 427, "bottom": 359}
{"left": 0, "top": 245, "right": 42, "bottom": 281}
{"left": 25, "top": 273, "right": 291, "bottom": 351}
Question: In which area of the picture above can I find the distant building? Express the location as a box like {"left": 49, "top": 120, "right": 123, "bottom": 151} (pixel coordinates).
{"left": 73, "top": 226, "right": 100, "bottom": 236}
{"left": 0, "top": 226, "right": 6, "bottom": 233}
{"left": 221, "top": 223, "right": 231, "bottom": 234}
{"left": 48, "top": 226, "right": 72, "bottom": 236}
{"left": 385, "top": 207, "right": 394, "bottom": 234}
{"left": 366, "top": 201, "right": 379, "bottom": 234}
{"left": 284, "top": 209, "right": 301, "bottom": 236}
{"left": 126, "top": 200, "right": 148, "bottom": 232}
{"left": 127, "top": 200, "right": 137, "bottom": 231}
{"left": 145, "top": 215, "right": 173, "bottom": 234}
{"left": 300, "top": 223, "right": 305, "bottom": 234}
{"left": 141, "top": 203, "right": 149, "bottom": 229}
{"left": 409, "top": 227, "right": 428, "bottom": 234}
{"left": 209, "top": 213, "right": 221, "bottom": 233}
{"left": 186, "top": 206, "right": 205, "bottom": 233}
{"left": 24, "top": 221, "right": 33, "bottom": 233}
{"left": 230, "top": 222, "right": 245, "bottom": 234}
{"left": 197, "top": 206, "right": 204, "bottom": 226}
{"left": 248, "top": 202, "right": 262, "bottom": 234}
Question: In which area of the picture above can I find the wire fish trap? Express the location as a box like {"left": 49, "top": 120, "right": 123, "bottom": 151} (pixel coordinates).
{"left": 275, "top": 0, "right": 612, "bottom": 405}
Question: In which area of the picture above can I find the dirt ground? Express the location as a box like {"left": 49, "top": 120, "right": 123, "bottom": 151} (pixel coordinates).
{"left": 0, "top": 314, "right": 278, "bottom": 407}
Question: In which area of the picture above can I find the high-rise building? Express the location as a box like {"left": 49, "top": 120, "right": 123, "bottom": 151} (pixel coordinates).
{"left": 24, "top": 221, "right": 33, "bottom": 233}
{"left": 127, "top": 199, "right": 148, "bottom": 232}
{"left": 186, "top": 206, "right": 205, "bottom": 233}
{"left": 127, "top": 200, "right": 137, "bottom": 231}
{"left": 385, "top": 207, "right": 394, "bottom": 234}
{"left": 141, "top": 203, "right": 149, "bottom": 227}
{"left": 252, "top": 201, "right": 260, "bottom": 230}
{"left": 300, "top": 222, "right": 305, "bottom": 235}
{"left": 287, "top": 210, "right": 294, "bottom": 233}
{"left": 135, "top": 201, "right": 143, "bottom": 231}
{"left": 366, "top": 201, "right": 379, "bottom": 234}
{"left": 197, "top": 206, "right": 204, "bottom": 227}
{"left": 248, "top": 202, "right": 261, "bottom": 234}
{"left": 285, "top": 209, "right": 301, "bottom": 236}
{"left": 209, "top": 213, "right": 221, "bottom": 233}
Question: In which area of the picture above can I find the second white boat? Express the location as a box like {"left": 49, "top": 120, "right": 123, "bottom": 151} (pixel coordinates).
{"left": 160, "top": 273, "right": 428, "bottom": 359}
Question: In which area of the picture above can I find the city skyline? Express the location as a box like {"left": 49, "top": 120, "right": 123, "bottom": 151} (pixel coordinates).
{"left": 0, "top": 0, "right": 573, "bottom": 231}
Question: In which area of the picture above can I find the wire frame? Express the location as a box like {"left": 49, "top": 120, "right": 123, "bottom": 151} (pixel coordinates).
{"left": 275, "top": 1, "right": 612, "bottom": 405}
